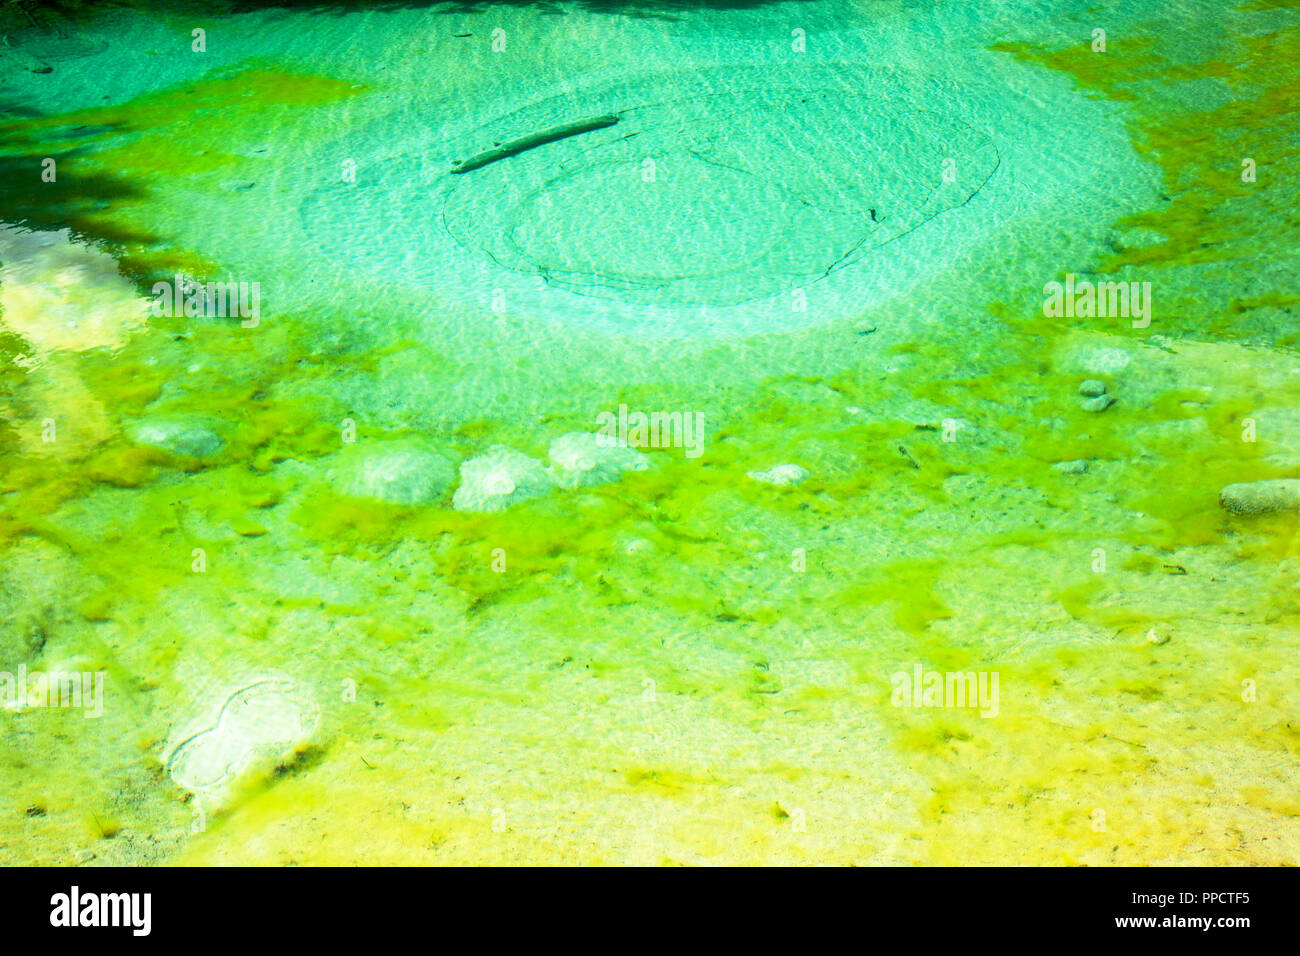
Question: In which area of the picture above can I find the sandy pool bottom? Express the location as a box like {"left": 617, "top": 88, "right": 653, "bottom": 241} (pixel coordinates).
{"left": 2, "top": 292, "right": 1298, "bottom": 866}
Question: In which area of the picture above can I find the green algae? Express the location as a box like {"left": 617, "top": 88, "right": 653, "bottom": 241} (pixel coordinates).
{"left": 835, "top": 559, "right": 954, "bottom": 635}
{"left": 992, "top": 16, "right": 1300, "bottom": 351}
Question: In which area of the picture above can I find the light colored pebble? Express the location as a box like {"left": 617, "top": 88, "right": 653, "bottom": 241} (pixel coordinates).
{"left": 129, "top": 418, "right": 223, "bottom": 458}
{"left": 1078, "top": 379, "right": 1107, "bottom": 397}
{"left": 1081, "top": 347, "right": 1131, "bottom": 374}
{"left": 1051, "top": 459, "right": 1090, "bottom": 475}
{"left": 747, "top": 464, "right": 809, "bottom": 486}
{"left": 1081, "top": 394, "right": 1117, "bottom": 413}
{"left": 1218, "top": 479, "right": 1300, "bottom": 515}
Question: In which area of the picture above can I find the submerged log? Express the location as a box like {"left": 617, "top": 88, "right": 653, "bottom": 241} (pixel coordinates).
{"left": 451, "top": 112, "right": 621, "bottom": 174}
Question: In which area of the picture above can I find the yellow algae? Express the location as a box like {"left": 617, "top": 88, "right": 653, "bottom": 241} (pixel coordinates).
{"left": 1240, "top": 787, "right": 1300, "bottom": 816}
{"left": 6, "top": 264, "right": 1296, "bottom": 868}
{"left": 83, "top": 445, "right": 163, "bottom": 487}
{"left": 619, "top": 766, "right": 697, "bottom": 796}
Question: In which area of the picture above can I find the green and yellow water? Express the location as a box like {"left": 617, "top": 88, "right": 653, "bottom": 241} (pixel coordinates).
{"left": 0, "top": 0, "right": 1297, "bottom": 865}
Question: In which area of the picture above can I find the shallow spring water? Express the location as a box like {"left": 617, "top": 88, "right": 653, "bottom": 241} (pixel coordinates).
{"left": 0, "top": 0, "right": 1297, "bottom": 866}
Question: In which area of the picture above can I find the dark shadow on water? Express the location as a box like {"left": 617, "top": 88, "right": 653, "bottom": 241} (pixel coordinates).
{"left": 0, "top": 149, "right": 153, "bottom": 245}
{"left": 0, "top": 96, "right": 175, "bottom": 291}
{"left": 17, "top": 0, "right": 821, "bottom": 21}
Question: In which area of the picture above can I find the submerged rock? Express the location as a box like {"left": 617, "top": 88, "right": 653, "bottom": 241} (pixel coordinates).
{"left": 452, "top": 445, "right": 555, "bottom": 512}
{"left": 747, "top": 463, "right": 810, "bottom": 486}
{"left": 342, "top": 442, "right": 455, "bottom": 505}
{"left": 128, "top": 418, "right": 224, "bottom": 459}
{"left": 1078, "top": 379, "right": 1108, "bottom": 397}
{"left": 1218, "top": 479, "right": 1300, "bottom": 515}
{"left": 1051, "top": 459, "right": 1090, "bottom": 475}
{"left": 1081, "top": 394, "right": 1117, "bottom": 413}
{"left": 547, "top": 431, "right": 649, "bottom": 489}
{"left": 164, "top": 675, "right": 318, "bottom": 806}
{"left": 1077, "top": 346, "right": 1132, "bottom": 375}
{"left": 622, "top": 537, "right": 656, "bottom": 555}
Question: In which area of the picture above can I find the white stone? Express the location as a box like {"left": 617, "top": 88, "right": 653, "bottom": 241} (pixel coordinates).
{"left": 1051, "top": 459, "right": 1090, "bottom": 475}
{"left": 547, "top": 431, "right": 649, "bottom": 489}
{"left": 164, "top": 675, "right": 318, "bottom": 805}
{"left": 747, "top": 463, "right": 810, "bottom": 486}
{"left": 129, "top": 418, "right": 223, "bottom": 458}
{"left": 623, "top": 537, "right": 655, "bottom": 555}
{"left": 343, "top": 442, "right": 455, "bottom": 505}
{"left": 1080, "top": 347, "right": 1131, "bottom": 374}
{"left": 452, "top": 446, "right": 555, "bottom": 512}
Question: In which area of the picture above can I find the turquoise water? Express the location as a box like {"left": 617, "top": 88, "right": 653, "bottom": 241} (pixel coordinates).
{"left": 1, "top": 0, "right": 1297, "bottom": 865}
